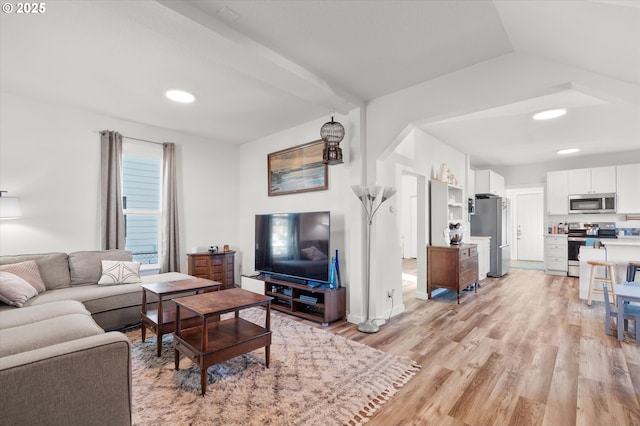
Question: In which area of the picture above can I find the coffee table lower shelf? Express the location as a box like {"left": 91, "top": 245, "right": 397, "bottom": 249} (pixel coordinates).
{"left": 174, "top": 317, "right": 272, "bottom": 396}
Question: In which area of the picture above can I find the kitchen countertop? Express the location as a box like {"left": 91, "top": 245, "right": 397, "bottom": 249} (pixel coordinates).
{"left": 601, "top": 238, "right": 640, "bottom": 246}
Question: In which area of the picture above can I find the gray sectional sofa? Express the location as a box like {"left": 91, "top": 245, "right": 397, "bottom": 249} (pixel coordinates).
{"left": 0, "top": 250, "right": 193, "bottom": 329}
{"left": 0, "top": 249, "right": 196, "bottom": 425}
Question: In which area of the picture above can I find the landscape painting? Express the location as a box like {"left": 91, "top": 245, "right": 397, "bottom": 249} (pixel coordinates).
{"left": 268, "top": 140, "right": 328, "bottom": 196}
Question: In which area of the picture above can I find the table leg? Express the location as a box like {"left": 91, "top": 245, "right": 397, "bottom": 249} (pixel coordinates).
{"left": 174, "top": 306, "right": 181, "bottom": 370}
{"left": 141, "top": 290, "right": 147, "bottom": 342}
{"left": 617, "top": 295, "right": 624, "bottom": 341}
{"left": 265, "top": 303, "right": 271, "bottom": 368}
{"left": 201, "top": 367, "right": 207, "bottom": 396}
{"left": 156, "top": 295, "right": 164, "bottom": 357}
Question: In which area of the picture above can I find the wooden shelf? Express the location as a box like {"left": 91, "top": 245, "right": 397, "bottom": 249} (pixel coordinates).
{"left": 257, "top": 275, "right": 346, "bottom": 325}
{"left": 177, "top": 317, "right": 269, "bottom": 353}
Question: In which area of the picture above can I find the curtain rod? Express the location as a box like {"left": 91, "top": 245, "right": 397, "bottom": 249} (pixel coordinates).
{"left": 123, "top": 136, "right": 164, "bottom": 146}
{"left": 98, "top": 130, "right": 164, "bottom": 146}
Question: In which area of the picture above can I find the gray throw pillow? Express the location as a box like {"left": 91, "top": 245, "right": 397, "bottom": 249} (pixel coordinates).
{"left": 68, "top": 250, "right": 132, "bottom": 286}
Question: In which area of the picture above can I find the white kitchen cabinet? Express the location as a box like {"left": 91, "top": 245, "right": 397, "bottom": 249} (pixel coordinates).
{"left": 544, "top": 235, "right": 567, "bottom": 276}
{"left": 475, "top": 169, "right": 504, "bottom": 197}
{"left": 616, "top": 163, "right": 640, "bottom": 214}
{"left": 469, "top": 236, "right": 491, "bottom": 280}
{"left": 567, "top": 166, "right": 616, "bottom": 195}
{"left": 546, "top": 170, "right": 568, "bottom": 215}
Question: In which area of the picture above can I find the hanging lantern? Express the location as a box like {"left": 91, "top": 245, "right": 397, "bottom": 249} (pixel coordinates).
{"left": 321, "top": 111, "right": 344, "bottom": 165}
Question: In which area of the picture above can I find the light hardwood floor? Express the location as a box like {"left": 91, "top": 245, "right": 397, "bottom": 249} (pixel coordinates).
{"left": 308, "top": 259, "right": 640, "bottom": 425}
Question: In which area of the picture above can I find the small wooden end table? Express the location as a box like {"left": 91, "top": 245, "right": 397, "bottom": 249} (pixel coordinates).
{"left": 173, "top": 288, "right": 272, "bottom": 396}
{"left": 141, "top": 278, "right": 221, "bottom": 357}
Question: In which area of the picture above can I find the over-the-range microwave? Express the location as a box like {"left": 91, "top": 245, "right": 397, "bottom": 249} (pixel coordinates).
{"left": 568, "top": 193, "right": 616, "bottom": 214}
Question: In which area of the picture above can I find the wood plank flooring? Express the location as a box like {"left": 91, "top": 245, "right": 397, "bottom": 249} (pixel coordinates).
{"left": 298, "top": 259, "right": 640, "bottom": 425}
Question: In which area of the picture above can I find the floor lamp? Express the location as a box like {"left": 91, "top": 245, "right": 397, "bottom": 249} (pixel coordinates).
{"left": 352, "top": 184, "right": 397, "bottom": 333}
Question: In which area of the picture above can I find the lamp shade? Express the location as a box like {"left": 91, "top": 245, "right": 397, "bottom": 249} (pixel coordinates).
{"left": 320, "top": 117, "right": 345, "bottom": 145}
{"left": 0, "top": 196, "right": 22, "bottom": 219}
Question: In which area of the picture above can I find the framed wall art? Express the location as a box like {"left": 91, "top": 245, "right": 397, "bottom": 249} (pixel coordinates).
{"left": 268, "top": 139, "right": 328, "bottom": 196}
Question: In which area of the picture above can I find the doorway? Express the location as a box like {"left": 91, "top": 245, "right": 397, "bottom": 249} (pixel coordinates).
{"left": 508, "top": 188, "right": 544, "bottom": 267}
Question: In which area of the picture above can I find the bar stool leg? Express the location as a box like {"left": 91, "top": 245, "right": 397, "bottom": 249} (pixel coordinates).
{"left": 608, "top": 265, "right": 616, "bottom": 307}
{"left": 587, "top": 264, "right": 596, "bottom": 306}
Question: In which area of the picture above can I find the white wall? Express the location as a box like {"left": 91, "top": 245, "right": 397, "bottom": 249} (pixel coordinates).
{"left": 0, "top": 93, "right": 239, "bottom": 274}
{"left": 372, "top": 127, "right": 466, "bottom": 318}
{"left": 237, "top": 109, "right": 365, "bottom": 322}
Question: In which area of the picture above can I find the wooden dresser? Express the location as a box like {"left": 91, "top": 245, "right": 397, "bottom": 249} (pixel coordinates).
{"left": 427, "top": 244, "right": 478, "bottom": 303}
{"left": 186, "top": 251, "right": 235, "bottom": 289}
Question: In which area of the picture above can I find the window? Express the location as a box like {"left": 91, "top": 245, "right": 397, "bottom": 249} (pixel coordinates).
{"left": 122, "top": 141, "right": 162, "bottom": 266}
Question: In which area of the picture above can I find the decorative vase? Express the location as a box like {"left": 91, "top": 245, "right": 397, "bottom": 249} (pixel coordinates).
{"left": 438, "top": 163, "right": 448, "bottom": 182}
{"left": 448, "top": 223, "right": 464, "bottom": 245}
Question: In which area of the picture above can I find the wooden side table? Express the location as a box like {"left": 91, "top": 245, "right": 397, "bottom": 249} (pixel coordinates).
{"left": 141, "top": 278, "right": 221, "bottom": 357}
{"left": 427, "top": 244, "right": 478, "bottom": 303}
{"left": 187, "top": 251, "right": 235, "bottom": 289}
{"left": 173, "top": 288, "right": 272, "bottom": 396}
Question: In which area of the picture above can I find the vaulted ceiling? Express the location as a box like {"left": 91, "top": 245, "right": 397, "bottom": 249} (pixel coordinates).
{"left": 1, "top": 0, "right": 638, "bottom": 168}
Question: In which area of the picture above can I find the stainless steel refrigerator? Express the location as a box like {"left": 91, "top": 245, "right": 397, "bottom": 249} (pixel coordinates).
{"left": 471, "top": 197, "right": 511, "bottom": 277}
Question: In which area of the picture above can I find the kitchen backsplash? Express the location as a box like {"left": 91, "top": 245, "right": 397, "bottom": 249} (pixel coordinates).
{"left": 617, "top": 228, "right": 640, "bottom": 237}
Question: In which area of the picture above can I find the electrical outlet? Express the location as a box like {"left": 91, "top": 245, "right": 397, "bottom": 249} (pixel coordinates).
{"left": 387, "top": 289, "right": 395, "bottom": 298}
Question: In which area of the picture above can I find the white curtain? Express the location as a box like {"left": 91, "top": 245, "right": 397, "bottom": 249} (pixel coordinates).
{"left": 160, "top": 142, "right": 180, "bottom": 272}
{"left": 100, "top": 131, "right": 125, "bottom": 250}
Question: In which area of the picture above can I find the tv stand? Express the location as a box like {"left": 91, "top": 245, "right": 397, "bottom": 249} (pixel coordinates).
{"left": 257, "top": 275, "right": 346, "bottom": 325}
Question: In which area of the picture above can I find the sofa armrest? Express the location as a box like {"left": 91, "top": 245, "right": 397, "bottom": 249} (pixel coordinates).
{"left": 0, "top": 332, "right": 131, "bottom": 426}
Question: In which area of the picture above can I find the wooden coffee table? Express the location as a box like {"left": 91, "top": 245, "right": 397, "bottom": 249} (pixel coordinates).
{"left": 141, "top": 278, "right": 221, "bottom": 357}
{"left": 173, "top": 288, "right": 272, "bottom": 396}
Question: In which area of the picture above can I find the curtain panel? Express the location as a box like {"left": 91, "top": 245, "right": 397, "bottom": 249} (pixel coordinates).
{"left": 100, "top": 131, "right": 125, "bottom": 250}
{"left": 161, "top": 142, "right": 180, "bottom": 273}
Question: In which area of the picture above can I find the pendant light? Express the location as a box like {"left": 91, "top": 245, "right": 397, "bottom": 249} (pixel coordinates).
{"left": 320, "top": 110, "right": 345, "bottom": 165}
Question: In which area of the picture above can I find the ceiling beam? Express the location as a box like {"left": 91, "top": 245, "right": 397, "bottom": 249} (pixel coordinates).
{"left": 155, "top": 0, "right": 362, "bottom": 114}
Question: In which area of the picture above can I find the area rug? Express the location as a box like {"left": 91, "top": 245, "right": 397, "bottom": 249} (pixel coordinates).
{"left": 128, "top": 308, "right": 419, "bottom": 425}
{"left": 511, "top": 260, "right": 545, "bottom": 271}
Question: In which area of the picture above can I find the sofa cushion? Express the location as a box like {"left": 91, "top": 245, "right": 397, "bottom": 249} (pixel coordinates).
{"left": 0, "top": 313, "right": 104, "bottom": 357}
{"left": 98, "top": 260, "right": 142, "bottom": 285}
{"left": 0, "top": 260, "right": 46, "bottom": 293}
{"left": 17, "top": 283, "right": 143, "bottom": 314}
{"left": 0, "top": 300, "right": 90, "bottom": 329}
{"left": 68, "top": 250, "right": 132, "bottom": 286}
{"left": 0, "top": 253, "right": 70, "bottom": 290}
{"left": 0, "top": 271, "right": 38, "bottom": 307}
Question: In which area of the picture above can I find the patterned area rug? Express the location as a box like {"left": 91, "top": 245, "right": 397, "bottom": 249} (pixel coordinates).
{"left": 128, "top": 308, "right": 419, "bottom": 425}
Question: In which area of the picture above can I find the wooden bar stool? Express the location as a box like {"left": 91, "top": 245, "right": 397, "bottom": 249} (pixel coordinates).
{"left": 587, "top": 260, "right": 616, "bottom": 306}
{"left": 626, "top": 262, "right": 640, "bottom": 282}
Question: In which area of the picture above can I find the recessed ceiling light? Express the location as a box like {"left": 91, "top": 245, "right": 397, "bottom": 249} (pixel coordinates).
{"left": 557, "top": 148, "right": 580, "bottom": 155}
{"left": 533, "top": 108, "right": 567, "bottom": 120}
{"left": 165, "top": 89, "right": 195, "bottom": 103}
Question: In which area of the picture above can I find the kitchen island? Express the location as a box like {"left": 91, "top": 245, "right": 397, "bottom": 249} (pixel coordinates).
{"left": 600, "top": 238, "right": 640, "bottom": 284}
{"left": 578, "top": 239, "right": 640, "bottom": 302}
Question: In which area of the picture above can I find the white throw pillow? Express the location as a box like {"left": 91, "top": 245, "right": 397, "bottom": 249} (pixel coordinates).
{"left": 0, "top": 271, "right": 38, "bottom": 307}
{"left": 98, "top": 260, "right": 142, "bottom": 285}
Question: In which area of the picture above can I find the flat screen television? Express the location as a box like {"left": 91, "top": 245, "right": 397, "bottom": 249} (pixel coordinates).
{"left": 255, "top": 211, "right": 330, "bottom": 283}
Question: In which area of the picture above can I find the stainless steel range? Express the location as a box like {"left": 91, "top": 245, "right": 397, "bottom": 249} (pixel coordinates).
{"left": 567, "top": 222, "right": 617, "bottom": 277}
